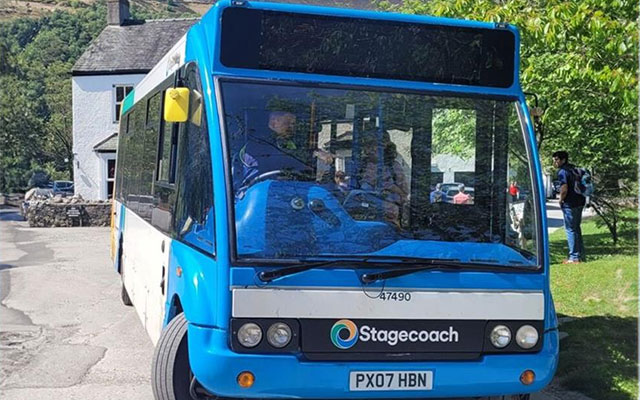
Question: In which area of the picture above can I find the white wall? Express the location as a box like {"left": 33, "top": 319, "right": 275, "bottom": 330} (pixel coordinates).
{"left": 431, "top": 154, "right": 475, "bottom": 183}
{"left": 72, "top": 74, "right": 145, "bottom": 200}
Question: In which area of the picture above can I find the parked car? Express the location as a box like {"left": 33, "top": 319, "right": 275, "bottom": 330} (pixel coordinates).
{"left": 517, "top": 188, "right": 530, "bottom": 202}
{"left": 52, "top": 180, "right": 74, "bottom": 196}
{"left": 439, "top": 182, "right": 463, "bottom": 194}
{"left": 445, "top": 187, "right": 475, "bottom": 204}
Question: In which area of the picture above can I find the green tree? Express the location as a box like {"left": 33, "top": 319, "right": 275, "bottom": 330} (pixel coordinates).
{"left": 0, "top": 4, "right": 107, "bottom": 192}
{"left": 0, "top": 1, "right": 195, "bottom": 193}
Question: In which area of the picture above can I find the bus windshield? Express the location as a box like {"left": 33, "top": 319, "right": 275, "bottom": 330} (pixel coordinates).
{"left": 222, "top": 80, "right": 539, "bottom": 268}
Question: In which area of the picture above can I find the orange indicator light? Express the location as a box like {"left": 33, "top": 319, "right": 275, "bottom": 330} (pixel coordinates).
{"left": 520, "top": 370, "right": 535, "bottom": 385}
{"left": 176, "top": 266, "right": 183, "bottom": 277}
{"left": 237, "top": 371, "right": 255, "bottom": 388}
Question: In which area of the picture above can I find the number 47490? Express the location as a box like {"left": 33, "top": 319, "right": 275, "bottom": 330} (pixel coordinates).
{"left": 379, "top": 291, "right": 411, "bottom": 301}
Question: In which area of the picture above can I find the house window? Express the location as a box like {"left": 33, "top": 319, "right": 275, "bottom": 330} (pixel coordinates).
{"left": 107, "top": 158, "right": 116, "bottom": 199}
{"left": 114, "top": 85, "right": 133, "bottom": 122}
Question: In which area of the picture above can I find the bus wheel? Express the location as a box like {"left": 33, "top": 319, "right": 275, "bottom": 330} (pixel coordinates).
{"left": 481, "top": 395, "right": 530, "bottom": 400}
{"left": 152, "top": 313, "right": 192, "bottom": 400}
{"left": 119, "top": 249, "right": 132, "bottom": 306}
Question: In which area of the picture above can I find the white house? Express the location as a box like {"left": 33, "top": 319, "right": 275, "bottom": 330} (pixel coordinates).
{"left": 431, "top": 154, "right": 476, "bottom": 186}
{"left": 71, "top": 0, "right": 196, "bottom": 200}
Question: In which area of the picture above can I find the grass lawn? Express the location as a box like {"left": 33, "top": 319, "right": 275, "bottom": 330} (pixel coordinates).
{"left": 550, "top": 208, "right": 638, "bottom": 400}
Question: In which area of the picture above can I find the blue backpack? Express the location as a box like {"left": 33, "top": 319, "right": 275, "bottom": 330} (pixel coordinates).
{"left": 572, "top": 167, "right": 594, "bottom": 197}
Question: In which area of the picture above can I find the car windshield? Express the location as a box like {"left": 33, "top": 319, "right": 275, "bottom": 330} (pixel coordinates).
{"left": 221, "top": 81, "right": 539, "bottom": 268}
{"left": 55, "top": 182, "right": 72, "bottom": 189}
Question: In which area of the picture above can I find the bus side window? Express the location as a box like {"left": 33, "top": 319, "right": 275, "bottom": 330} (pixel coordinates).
{"left": 115, "top": 114, "right": 130, "bottom": 202}
{"left": 122, "top": 114, "right": 133, "bottom": 202}
{"left": 173, "top": 64, "right": 215, "bottom": 255}
{"left": 137, "top": 92, "right": 161, "bottom": 223}
{"left": 157, "top": 99, "right": 179, "bottom": 184}
{"left": 151, "top": 89, "right": 178, "bottom": 234}
{"left": 127, "top": 108, "right": 146, "bottom": 215}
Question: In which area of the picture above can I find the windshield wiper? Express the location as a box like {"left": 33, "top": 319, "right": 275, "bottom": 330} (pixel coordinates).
{"left": 258, "top": 259, "right": 371, "bottom": 282}
{"left": 257, "top": 255, "right": 463, "bottom": 283}
{"left": 360, "top": 259, "right": 536, "bottom": 284}
{"left": 258, "top": 254, "right": 535, "bottom": 284}
{"left": 360, "top": 261, "right": 466, "bottom": 284}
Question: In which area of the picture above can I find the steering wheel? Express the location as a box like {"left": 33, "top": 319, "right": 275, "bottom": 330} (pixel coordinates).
{"left": 240, "top": 169, "right": 312, "bottom": 190}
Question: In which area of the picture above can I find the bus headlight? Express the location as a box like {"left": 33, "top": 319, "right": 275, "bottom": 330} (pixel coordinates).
{"left": 516, "top": 325, "right": 539, "bottom": 349}
{"left": 267, "top": 322, "right": 292, "bottom": 348}
{"left": 238, "top": 323, "right": 262, "bottom": 347}
{"left": 490, "top": 325, "right": 512, "bottom": 348}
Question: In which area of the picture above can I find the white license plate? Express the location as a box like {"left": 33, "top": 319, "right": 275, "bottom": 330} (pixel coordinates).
{"left": 349, "top": 370, "right": 433, "bottom": 391}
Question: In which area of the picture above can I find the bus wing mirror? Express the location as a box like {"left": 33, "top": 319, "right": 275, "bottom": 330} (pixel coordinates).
{"left": 164, "top": 87, "right": 190, "bottom": 122}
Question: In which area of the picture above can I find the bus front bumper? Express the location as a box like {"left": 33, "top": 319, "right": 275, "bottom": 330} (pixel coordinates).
{"left": 188, "top": 324, "right": 558, "bottom": 399}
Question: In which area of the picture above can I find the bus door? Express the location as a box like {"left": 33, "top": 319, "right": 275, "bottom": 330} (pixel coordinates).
{"left": 139, "top": 222, "right": 171, "bottom": 344}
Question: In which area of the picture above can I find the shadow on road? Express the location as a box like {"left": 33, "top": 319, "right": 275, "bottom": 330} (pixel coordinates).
{"left": 0, "top": 208, "right": 24, "bottom": 222}
{"left": 548, "top": 214, "right": 637, "bottom": 264}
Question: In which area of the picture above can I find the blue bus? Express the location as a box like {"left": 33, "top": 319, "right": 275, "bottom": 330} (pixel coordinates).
{"left": 111, "top": 1, "right": 558, "bottom": 399}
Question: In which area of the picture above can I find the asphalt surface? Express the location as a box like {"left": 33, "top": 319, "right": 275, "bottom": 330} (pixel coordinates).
{"left": 546, "top": 199, "right": 596, "bottom": 235}
{"left": 0, "top": 207, "right": 153, "bottom": 399}
{"left": 0, "top": 206, "right": 593, "bottom": 400}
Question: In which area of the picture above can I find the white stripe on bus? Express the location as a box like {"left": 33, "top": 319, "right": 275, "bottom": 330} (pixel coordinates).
{"left": 232, "top": 288, "right": 544, "bottom": 320}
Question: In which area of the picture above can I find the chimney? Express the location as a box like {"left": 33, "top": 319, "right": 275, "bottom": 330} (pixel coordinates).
{"left": 107, "top": 0, "right": 130, "bottom": 26}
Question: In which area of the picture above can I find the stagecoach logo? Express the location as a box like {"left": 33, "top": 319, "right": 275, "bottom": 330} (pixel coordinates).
{"left": 330, "top": 319, "right": 461, "bottom": 350}
{"left": 331, "top": 319, "right": 359, "bottom": 349}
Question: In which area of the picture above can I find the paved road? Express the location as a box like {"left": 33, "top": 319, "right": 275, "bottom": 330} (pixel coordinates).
{"left": 546, "top": 199, "right": 596, "bottom": 235}
{"left": 0, "top": 207, "right": 593, "bottom": 400}
{"left": 546, "top": 200, "right": 565, "bottom": 234}
{"left": 0, "top": 207, "right": 153, "bottom": 399}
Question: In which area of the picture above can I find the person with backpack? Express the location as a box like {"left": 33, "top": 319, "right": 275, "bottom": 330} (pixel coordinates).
{"left": 552, "top": 150, "right": 586, "bottom": 263}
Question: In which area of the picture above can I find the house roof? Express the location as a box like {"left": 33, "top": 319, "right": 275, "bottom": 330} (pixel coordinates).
{"left": 71, "top": 1, "right": 400, "bottom": 76}
{"left": 93, "top": 133, "right": 119, "bottom": 152}
{"left": 72, "top": 18, "right": 198, "bottom": 76}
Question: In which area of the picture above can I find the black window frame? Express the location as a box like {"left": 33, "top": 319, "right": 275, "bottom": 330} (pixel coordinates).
{"left": 114, "top": 84, "right": 134, "bottom": 123}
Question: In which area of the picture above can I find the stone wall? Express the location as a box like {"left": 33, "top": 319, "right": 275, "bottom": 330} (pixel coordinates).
{"left": 25, "top": 198, "right": 111, "bottom": 227}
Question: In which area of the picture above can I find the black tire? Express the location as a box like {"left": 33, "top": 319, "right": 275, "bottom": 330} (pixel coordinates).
{"left": 121, "top": 283, "right": 132, "bottom": 306}
{"left": 480, "top": 395, "right": 531, "bottom": 400}
{"left": 152, "top": 313, "right": 192, "bottom": 400}
{"left": 119, "top": 241, "right": 132, "bottom": 307}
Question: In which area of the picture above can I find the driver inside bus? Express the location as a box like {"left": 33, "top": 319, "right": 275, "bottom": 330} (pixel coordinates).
{"left": 237, "top": 111, "right": 333, "bottom": 188}
{"left": 238, "top": 111, "right": 304, "bottom": 184}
